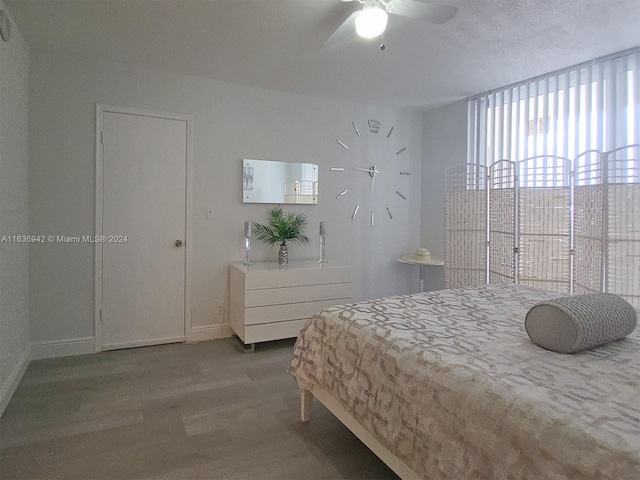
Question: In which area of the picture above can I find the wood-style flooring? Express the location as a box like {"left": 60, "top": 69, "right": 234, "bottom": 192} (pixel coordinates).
{"left": 0, "top": 338, "right": 397, "bottom": 480}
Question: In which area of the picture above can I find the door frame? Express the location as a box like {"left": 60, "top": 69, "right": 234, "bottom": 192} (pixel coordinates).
{"left": 94, "top": 104, "right": 193, "bottom": 352}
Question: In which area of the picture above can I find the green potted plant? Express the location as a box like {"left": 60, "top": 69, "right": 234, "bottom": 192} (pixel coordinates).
{"left": 252, "top": 206, "right": 311, "bottom": 264}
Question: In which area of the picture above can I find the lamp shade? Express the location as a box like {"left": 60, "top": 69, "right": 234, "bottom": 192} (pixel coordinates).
{"left": 355, "top": 5, "right": 388, "bottom": 39}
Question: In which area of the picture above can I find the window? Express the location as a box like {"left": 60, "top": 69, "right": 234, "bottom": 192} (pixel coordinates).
{"left": 468, "top": 47, "right": 640, "bottom": 185}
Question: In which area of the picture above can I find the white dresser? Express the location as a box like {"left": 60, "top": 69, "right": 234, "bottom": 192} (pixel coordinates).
{"left": 229, "top": 261, "right": 352, "bottom": 347}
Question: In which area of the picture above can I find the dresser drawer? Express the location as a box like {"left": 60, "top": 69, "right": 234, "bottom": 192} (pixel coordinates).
{"left": 244, "top": 318, "right": 310, "bottom": 344}
{"left": 244, "top": 298, "right": 350, "bottom": 326}
{"left": 245, "top": 282, "right": 352, "bottom": 307}
{"left": 244, "top": 265, "right": 351, "bottom": 290}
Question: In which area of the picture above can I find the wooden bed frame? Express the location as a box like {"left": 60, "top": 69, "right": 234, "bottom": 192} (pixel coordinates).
{"left": 300, "top": 385, "right": 420, "bottom": 480}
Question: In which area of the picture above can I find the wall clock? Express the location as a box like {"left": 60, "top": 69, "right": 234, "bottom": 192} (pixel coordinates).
{"left": 333, "top": 119, "right": 410, "bottom": 227}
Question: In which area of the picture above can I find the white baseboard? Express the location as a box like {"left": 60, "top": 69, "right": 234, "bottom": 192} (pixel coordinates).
{"left": 102, "top": 335, "right": 185, "bottom": 351}
{"left": 30, "top": 328, "right": 231, "bottom": 358}
{"left": 30, "top": 336, "right": 96, "bottom": 360}
{"left": 187, "top": 323, "right": 233, "bottom": 342}
{"left": 0, "top": 344, "right": 31, "bottom": 418}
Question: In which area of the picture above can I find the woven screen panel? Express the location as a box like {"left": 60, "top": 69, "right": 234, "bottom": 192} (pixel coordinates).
{"left": 607, "top": 183, "right": 640, "bottom": 308}
{"left": 488, "top": 161, "right": 516, "bottom": 284}
{"left": 444, "top": 165, "right": 487, "bottom": 289}
{"left": 573, "top": 184, "right": 604, "bottom": 295}
{"left": 519, "top": 188, "right": 571, "bottom": 292}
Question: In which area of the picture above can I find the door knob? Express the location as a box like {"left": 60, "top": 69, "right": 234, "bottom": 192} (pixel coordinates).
{"left": 175, "top": 239, "right": 183, "bottom": 247}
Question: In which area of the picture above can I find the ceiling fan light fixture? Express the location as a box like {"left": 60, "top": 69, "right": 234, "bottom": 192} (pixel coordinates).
{"left": 355, "top": 5, "right": 388, "bottom": 39}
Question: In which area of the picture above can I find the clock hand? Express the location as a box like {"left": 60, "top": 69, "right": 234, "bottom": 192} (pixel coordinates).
{"left": 354, "top": 166, "right": 381, "bottom": 175}
{"left": 354, "top": 166, "right": 380, "bottom": 192}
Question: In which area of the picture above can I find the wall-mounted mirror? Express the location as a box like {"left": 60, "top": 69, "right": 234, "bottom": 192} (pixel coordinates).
{"left": 242, "top": 159, "right": 318, "bottom": 204}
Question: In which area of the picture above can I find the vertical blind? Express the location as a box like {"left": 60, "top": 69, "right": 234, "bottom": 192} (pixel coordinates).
{"left": 468, "top": 47, "right": 640, "bottom": 182}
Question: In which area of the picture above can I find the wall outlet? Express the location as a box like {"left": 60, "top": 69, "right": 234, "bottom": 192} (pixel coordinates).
{"left": 206, "top": 206, "right": 215, "bottom": 219}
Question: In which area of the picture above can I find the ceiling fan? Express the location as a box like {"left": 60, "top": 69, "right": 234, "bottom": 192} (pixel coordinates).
{"left": 327, "top": 0, "right": 457, "bottom": 47}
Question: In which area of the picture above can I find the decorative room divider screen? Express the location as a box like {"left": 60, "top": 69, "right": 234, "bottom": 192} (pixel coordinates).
{"left": 445, "top": 144, "right": 640, "bottom": 308}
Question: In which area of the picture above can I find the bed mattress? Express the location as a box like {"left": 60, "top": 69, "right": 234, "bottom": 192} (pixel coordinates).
{"left": 289, "top": 284, "right": 640, "bottom": 479}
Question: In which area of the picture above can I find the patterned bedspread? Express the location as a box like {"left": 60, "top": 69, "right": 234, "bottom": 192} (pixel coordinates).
{"left": 289, "top": 284, "right": 640, "bottom": 480}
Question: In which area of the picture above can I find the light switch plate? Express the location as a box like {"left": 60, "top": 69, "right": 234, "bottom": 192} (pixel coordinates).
{"left": 206, "top": 206, "right": 215, "bottom": 219}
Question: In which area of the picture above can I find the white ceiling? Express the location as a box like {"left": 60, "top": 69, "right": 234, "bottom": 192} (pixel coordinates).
{"left": 6, "top": 0, "right": 640, "bottom": 111}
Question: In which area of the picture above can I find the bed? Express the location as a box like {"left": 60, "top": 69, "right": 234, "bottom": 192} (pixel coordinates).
{"left": 288, "top": 284, "right": 640, "bottom": 480}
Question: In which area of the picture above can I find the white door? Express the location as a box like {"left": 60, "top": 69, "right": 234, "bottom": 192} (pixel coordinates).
{"left": 99, "top": 109, "right": 188, "bottom": 350}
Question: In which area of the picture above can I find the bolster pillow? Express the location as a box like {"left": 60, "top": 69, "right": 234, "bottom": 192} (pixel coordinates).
{"left": 525, "top": 293, "right": 637, "bottom": 353}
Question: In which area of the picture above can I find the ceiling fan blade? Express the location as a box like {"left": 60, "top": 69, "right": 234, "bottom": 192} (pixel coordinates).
{"left": 323, "top": 10, "right": 360, "bottom": 48}
{"left": 388, "top": 1, "right": 458, "bottom": 24}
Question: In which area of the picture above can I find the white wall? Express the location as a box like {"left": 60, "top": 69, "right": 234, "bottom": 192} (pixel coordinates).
{"left": 420, "top": 101, "right": 468, "bottom": 291}
{"left": 28, "top": 52, "right": 423, "bottom": 352}
{"left": 0, "top": 1, "right": 29, "bottom": 416}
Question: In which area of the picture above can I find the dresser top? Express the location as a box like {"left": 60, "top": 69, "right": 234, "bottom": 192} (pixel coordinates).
{"left": 231, "top": 260, "right": 350, "bottom": 273}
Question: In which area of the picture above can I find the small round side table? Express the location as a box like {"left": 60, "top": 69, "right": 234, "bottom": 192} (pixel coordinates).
{"left": 397, "top": 248, "right": 444, "bottom": 292}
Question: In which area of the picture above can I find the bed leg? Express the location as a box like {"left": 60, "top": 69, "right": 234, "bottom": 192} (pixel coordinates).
{"left": 301, "top": 389, "right": 313, "bottom": 422}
